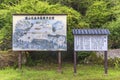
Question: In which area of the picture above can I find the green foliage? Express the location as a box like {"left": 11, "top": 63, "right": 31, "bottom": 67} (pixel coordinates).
{"left": 26, "top": 52, "right": 58, "bottom": 66}
{"left": 0, "top": 10, "right": 12, "bottom": 50}
{"left": 0, "top": 0, "right": 20, "bottom": 5}
{"left": 84, "top": 52, "right": 103, "bottom": 65}
{"left": 0, "top": 0, "right": 81, "bottom": 50}
{"left": 42, "top": 0, "right": 93, "bottom": 15}
{"left": 114, "top": 57, "right": 120, "bottom": 69}
{"left": 86, "top": 1, "right": 113, "bottom": 28}
{"left": 108, "top": 57, "right": 120, "bottom": 69}
{"left": 104, "top": 18, "right": 120, "bottom": 48}
{"left": 84, "top": 52, "right": 120, "bottom": 68}
{"left": 77, "top": 52, "right": 91, "bottom": 63}
{"left": 26, "top": 54, "right": 36, "bottom": 66}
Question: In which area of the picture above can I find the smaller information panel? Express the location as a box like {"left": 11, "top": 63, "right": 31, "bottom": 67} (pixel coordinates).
{"left": 74, "top": 35, "right": 108, "bottom": 51}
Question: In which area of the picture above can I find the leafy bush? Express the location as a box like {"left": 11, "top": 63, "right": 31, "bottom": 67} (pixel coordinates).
{"left": 104, "top": 18, "right": 120, "bottom": 48}
{"left": 113, "top": 57, "right": 120, "bottom": 69}
{"left": 86, "top": 1, "right": 114, "bottom": 28}
{"left": 83, "top": 52, "right": 103, "bottom": 65}
{"left": 0, "top": 0, "right": 81, "bottom": 50}
{"left": 77, "top": 52, "right": 91, "bottom": 64}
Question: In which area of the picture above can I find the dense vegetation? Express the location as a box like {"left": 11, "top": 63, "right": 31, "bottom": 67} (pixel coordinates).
{"left": 0, "top": 0, "right": 82, "bottom": 50}
{"left": 0, "top": 0, "right": 120, "bottom": 64}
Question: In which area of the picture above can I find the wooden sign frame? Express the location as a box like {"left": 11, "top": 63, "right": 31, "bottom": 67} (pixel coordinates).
{"left": 12, "top": 14, "right": 67, "bottom": 51}
{"left": 72, "top": 29, "right": 110, "bottom": 75}
{"left": 12, "top": 14, "right": 67, "bottom": 73}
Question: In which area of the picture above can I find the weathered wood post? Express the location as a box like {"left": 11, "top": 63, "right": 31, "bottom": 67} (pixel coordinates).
{"left": 58, "top": 51, "right": 62, "bottom": 73}
{"left": 74, "top": 51, "right": 77, "bottom": 74}
{"left": 18, "top": 51, "right": 22, "bottom": 69}
{"left": 72, "top": 29, "right": 110, "bottom": 74}
{"left": 104, "top": 51, "right": 108, "bottom": 74}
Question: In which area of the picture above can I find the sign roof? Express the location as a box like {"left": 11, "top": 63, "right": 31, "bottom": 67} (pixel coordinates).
{"left": 72, "top": 29, "right": 110, "bottom": 35}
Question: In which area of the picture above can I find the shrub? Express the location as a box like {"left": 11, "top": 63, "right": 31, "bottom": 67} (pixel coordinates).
{"left": 0, "top": 0, "right": 81, "bottom": 50}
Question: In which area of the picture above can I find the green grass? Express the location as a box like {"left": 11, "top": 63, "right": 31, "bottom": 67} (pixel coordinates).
{"left": 0, "top": 64, "right": 120, "bottom": 80}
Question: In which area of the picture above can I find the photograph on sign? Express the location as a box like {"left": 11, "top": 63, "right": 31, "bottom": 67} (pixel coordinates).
{"left": 12, "top": 14, "right": 67, "bottom": 51}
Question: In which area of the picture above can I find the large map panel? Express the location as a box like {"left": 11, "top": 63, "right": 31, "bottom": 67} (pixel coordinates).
{"left": 13, "top": 14, "right": 67, "bottom": 51}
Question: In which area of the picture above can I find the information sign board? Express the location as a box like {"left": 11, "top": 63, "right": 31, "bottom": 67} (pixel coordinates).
{"left": 74, "top": 35, "right": 108, "bottom": 51}
{"left": 12, "top": 14, "right": 67, "bottom": 51}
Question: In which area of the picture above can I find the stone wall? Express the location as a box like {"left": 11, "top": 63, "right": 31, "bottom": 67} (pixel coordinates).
{"left": 0, "top": 50, "right": 26, "bottom": 68}
{"left": 96, "top": 49, "right": 120, "bottom": 59}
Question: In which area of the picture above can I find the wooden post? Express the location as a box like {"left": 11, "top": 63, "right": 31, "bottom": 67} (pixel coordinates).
{"left": 74, "top": 51, "right": 77, "bottom": 74}
{"left": 58, "top": 51, "right": 62, "bottom": 73}
{"left": 104, "top": 51, "right": 108, "bottom": 74}
{"left": 18, "top": 52, "right": 22, "bottom": 69}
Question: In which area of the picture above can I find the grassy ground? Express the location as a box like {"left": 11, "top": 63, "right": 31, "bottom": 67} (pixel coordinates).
{"left": 0, "top": 64, "right": 120, "bottom": 80}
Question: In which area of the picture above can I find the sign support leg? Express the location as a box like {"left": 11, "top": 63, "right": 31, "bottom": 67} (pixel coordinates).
{"left": 104, "top": 51, "right": 108, "bottom": 74}
{"left": 58, "top": 51, "right": 62, "bottom": 73}
{"left": 18, "top": 52, "right": 22, "bottom": 69}
{"left": 74, "top": 51, "right": 77, "bottom": 74}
